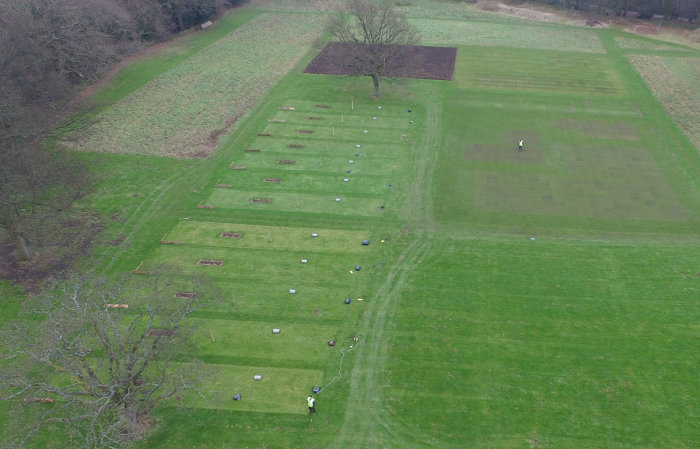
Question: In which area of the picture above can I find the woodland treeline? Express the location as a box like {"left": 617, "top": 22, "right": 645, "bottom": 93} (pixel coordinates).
{"left": 524, "top": 0, "right": 698, "bottom": 20}
{"left": 0, "top": 0, "right": 243, "bottom": 283}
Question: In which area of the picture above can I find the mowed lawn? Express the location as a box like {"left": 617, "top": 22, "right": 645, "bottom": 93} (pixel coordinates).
{"left": 4, "top": 2, "right": 699, "bottom": 449}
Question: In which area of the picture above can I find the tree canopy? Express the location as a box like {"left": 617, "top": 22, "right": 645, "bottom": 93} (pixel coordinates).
{"left": 0, "top": 271, "right": 220, "bottom": 448}
{"left": 330, "top": 0, "right": 421, "bottom": 97}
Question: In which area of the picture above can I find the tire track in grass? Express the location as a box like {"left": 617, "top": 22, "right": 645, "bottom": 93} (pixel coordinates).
{"left": 333, "top": 86, "right": 443, "bottom": 448}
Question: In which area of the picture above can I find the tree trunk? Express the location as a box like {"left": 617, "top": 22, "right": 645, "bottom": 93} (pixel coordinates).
{"left": 124, "top": 400, "right": 139, "bottom": 430}
{"left": 371, "top": 74, "right": 380, "bottom": 97}
{"left": 4, "top": 217, "right": 33, "bottom": 261}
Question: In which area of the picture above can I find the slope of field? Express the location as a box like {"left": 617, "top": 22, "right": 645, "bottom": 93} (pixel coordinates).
{"left": 6, "top": 2, "right": 699, "bottom": 449}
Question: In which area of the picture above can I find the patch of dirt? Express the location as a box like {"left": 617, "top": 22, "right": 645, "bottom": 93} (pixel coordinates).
{"left": 250, "top": 198, "right": 270, "bottom": 203}
{"left": 198, "top": 260, "right": 223, "bottom": 266}
{"left": 174, "top": 292, "right": 201, "bottom": 298}
{"left": 220, "top": 232, "right": 242, "bottom": 238}
{"left": 277, "top": 160, "right": 295, "bottom": 165}
{"left": 208, "top": 112, "right": 244, "bottom": 149}
{"left": 264, "top": 179, "right": 282, "bottom": 183}
{"left": 0, "top": 213, "right": 104, "bottom": 292}
{"left": 304, "top": 43, "right": 458, "bottom": 81}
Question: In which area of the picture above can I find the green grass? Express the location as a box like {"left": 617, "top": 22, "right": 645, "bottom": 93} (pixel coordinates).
{"left": 385, "top": 238, "right": 698, "bottom": 449}
{"left": 3, "top": 2, "right": 699, "bottom": 449}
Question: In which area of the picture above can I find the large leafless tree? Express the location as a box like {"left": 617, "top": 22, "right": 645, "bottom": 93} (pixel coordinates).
{"left": 0, "top": 271, "right": 220, "bottom": 448}
{"left": 330, "top": 0, "right": 420, "bottom": 97}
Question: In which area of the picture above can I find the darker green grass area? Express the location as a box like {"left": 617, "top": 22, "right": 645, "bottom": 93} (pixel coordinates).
{"left": 437, "top": 38, "right": 700, "bottom": 238}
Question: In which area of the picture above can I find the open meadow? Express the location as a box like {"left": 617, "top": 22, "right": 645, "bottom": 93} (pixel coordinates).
{"left": 2, "top": 1, "right": 699, "bottom": 448}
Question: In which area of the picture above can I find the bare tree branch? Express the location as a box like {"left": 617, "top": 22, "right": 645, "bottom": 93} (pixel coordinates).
{"left": 0, "top": 270, "right": 220, "bottom": 448}
{"left": 329, "top": 0, "right": 420, "bottom": 97}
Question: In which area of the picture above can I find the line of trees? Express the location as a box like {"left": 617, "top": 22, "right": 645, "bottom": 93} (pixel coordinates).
{"left": 0, "top": 0, "right": 243, "bottom": 281}
{"left": 518, "top": 0, "right": 699, "bottom": 20}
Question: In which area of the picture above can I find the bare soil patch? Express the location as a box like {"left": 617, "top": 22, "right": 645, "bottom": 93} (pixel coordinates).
{"left": 174, "top": 292, "right": 201, "bottom": 298}
{"left": 198, "top": 259, "right": 223, "bottom": 266}
{"left": 278, "top": 160, "right": 295, "bottom": 165}
{"left": 304, "top": 43, "right": 458, "bottom": 81}
{"left": 250, "top": 198, "right": 270, "bottom": 203}
{"left": 289, "top": 144, "right": 305, "bottom": 148}
{"left": 220, "top": 232, "right": 242, "bottom": 238}
{"left": 245, "top": 148, "right": 261, "bottom": 152}
{"left": 264, "top": 178, "right": 282, "bottom": 183}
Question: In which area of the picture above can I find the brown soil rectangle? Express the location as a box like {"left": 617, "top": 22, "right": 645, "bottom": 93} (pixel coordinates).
{"left": 197, "top": 204, "right": 216, "bottom": 209}
{"left": 244, "top": 148, "right": 261, "bottom": 152}
{"left": 220, "top": 232, "right": 242, "bottom": 238}
{"left": 174, "top": 292, "right": 201, "bottom": 298}
{"left": 307, "top": 116, "right": 323, "bottom": 120}
{"left": 229, "top": 165, "right": 246, "bottom": 170}
{"left": 198, "top": 259, "right": 223, "bottom": 266}
{"left": 215, "top": 184, "right": 232, "bottom": 188}
{"left": 298, "top": 130, "right": 314, "bottom": 134}
{"left": 316, "top": 104, "right": 330, "bottom": 108}
{"left": 288, "top": 144, "right": 305, "bottom": 148}
{"left": 279, "top": 107, "right": 296, "bottom": 110}
{"left": 133, "top": 270, "right": 153, "bottom": 275}
{"left": 264, "top": 178, "right": 282, "bottom": 183}
{"left": 160, "top": 240, "right": 181, "bottom": 244}
{"left": 305, "top": 43, "right": 458, "bottom": 81}
{"left": 250, "top": 198, "right": 270, "bottom": 203}
{"left": 258, "top": 133, "right": 271, "bottom": 137}
{"left": 268, "top": 119, "right": 286, "bottom": 123}
{"left": 277, "top": 160, "right": 295, "bottom": 164}
{"left": 106, "top": 304, "right": 129, "bottom": 309}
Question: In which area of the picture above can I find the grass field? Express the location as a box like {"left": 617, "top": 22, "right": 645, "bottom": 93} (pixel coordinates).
{"left": 3, "top": 1, "right": 699, "bottom": 448}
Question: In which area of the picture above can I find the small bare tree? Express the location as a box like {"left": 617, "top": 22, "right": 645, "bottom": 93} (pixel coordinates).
{"left": 0, "top": 270, "right": 220, "bottom": 448}
{"left": 329, "top": 0, "right": 420, "bottom": 97}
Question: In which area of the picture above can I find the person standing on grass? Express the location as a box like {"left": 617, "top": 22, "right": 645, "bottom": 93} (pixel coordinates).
{"left": 307, "top": 395, "right": 316, "bottom": 414}
{"left": 519, "top": 139, "right": 524, "bottom": 151}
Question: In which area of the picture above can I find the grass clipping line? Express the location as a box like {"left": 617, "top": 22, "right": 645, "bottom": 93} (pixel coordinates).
{"left": 64, "top": 13, "right": 327, "bottom": 158}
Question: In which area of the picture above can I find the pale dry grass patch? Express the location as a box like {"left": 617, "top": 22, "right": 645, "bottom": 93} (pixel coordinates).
{"left": 630, "top": 55, "right": 700, "bottom": 151}
{"left": 65, "top": 13, "right": 326, "bottom": 158}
